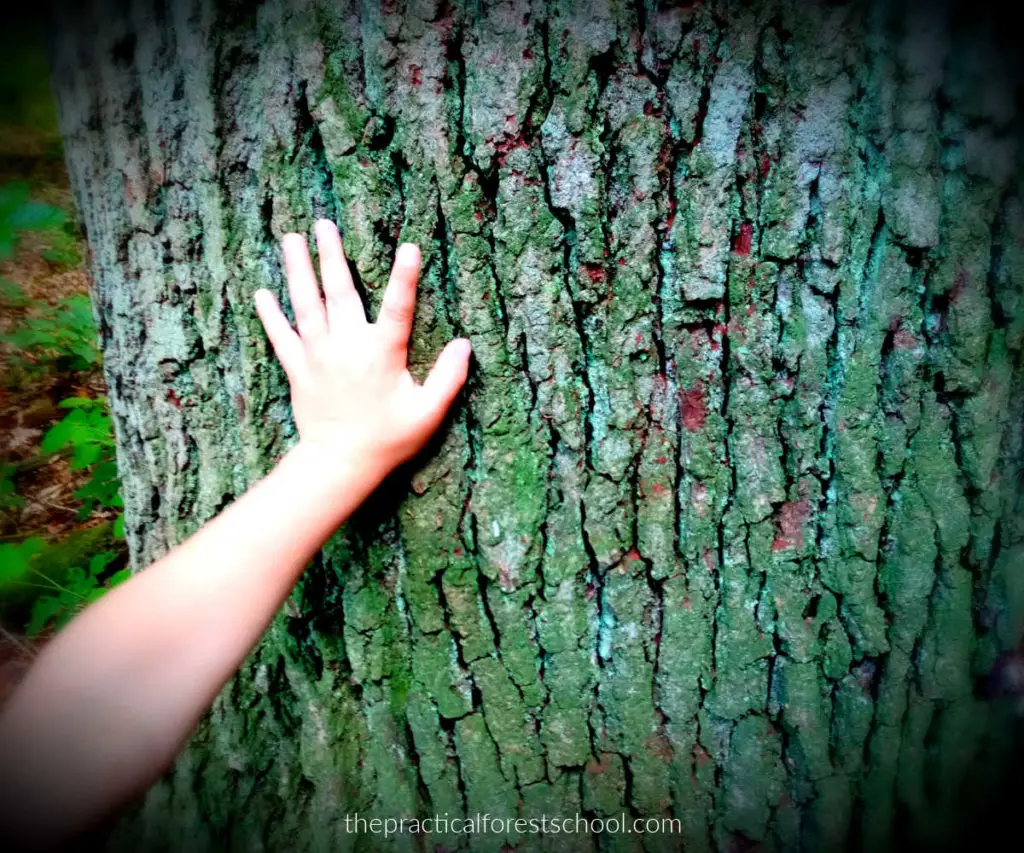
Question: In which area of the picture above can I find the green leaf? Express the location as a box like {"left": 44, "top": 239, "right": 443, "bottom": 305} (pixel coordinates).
{"left": 27, "top": 595, "right": 64, "bottom": 637}
{"left": 0, "top": 182, "right": 69, "bottom": 263}
{"left": 0, "top": 181, "right": 31, "bottom": 217}
{"left": 0, "top": 462, "right": 24, "bottom": 512}
{"left": 0, "top": 537, "right": 46, "bottom": 586}
{"left": 113, "top": 514, "right": 126, "bottom": 538}
{"left": 87, "top": 550, "right": 118, "bottom": 576}
{"left": 0, "top": 278, "right": 28, "bottom": 307}
{"left": 58, "top": 396, "right": 95, "bottom": 409}
{"left": 2, "top": 291, "right": 101, "bottom": 370}
{"left": 40, "top": 413, "right": 79, "bottom": 454}
{"left": 70, "top": 441, "right": 102, "bottom": 470}
{"left": 9, "top": 199, "right": 66, "bottom": 232}
{"left": 73, "top": 462, "right": 121, "bottom": 512}
{"left": 107, "top": 568, "right": 131, "bottom": 588}
{"left": 64, "top": 566, "right": 87, "bottom": 591}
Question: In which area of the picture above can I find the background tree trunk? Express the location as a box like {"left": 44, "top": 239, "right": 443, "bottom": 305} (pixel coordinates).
{"left": 49, "top": 0, "right": 1023, "bottom": 850}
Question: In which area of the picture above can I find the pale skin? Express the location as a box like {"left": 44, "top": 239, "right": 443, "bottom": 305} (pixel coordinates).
{"left": 0, "top": 219, "right": 471, "bottom": 847}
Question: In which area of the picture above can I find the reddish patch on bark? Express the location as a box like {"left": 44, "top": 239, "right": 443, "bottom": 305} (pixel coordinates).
{"left": 734, "top": 222, "right": 753, "bottom": 255}
{"left": 654, "top": 455, "right": 668, "bottom": 465}
{"left": 123, "top": 176, "right": 137, "bottom": 208}
{"left": 692, "top": 482, "right": 709, "bottom": 517}
{"left": 680, "top": 383, "right": 707, "bottom": 432}
{"left": 894, "top": 328, "right": 917, "bottom": 350}
{"left": 499, "top": 563, "right": 517, "bottom": 590}
{"left": 651, "top": 483, "right": 668, "bottom": 496}
{"left": 166, "top": 389, "right": 181, "bottom": 409}
{"left": 666, "top": 197, "right": 677, "bottom": 231}
{"left": 682, "top": 595, "right": 693, "bottom": 610}
{"left": 585, "top": 583, "right": 596, "bottom": 601}
{"left": 583, "top": 264, "right": 606, "bottom": 284}
{"left": 409, "top": 64, "right": 422, "bottom": 86}
{"left": 694, "top": 745, "right": 714, "bottom": 768}
{"left": 522, "top": 46, "right": 534, "bottom": 60}
{"left": 495, "top": 133, "right": 527, "bottom": 154}
{"left": 761, "top": 154, "right": 772, "bottom": 177}
{"left": 703, "top": 548, "right": 716, "bottom": 571}
{"left": 617, "top": 257, "right": 627, "bottom": 266}
{"left": 234, "top": 393, "right": 246, "bottom": 420}
{"left": 495, "top": 132, "right": 529, "bottom": 167}
{"left": 644, "top": 731, "right": 674, "bottom": 762}
{"left": 453, "top": 546, "right": 463, "bottom": 557}
{"left": 624, "top": 548, "right": 643, "bottom": 564}
{"left": 771, "top": 499, "right": 810, "bottom": 552}
{"left": 952, "top": 264, "right": 969, "bottom": 300}
{"left": 436, "top": 5, "right": 454, "bottom": 36}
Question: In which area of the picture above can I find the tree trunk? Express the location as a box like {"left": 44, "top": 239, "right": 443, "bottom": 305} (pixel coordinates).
{"left": 50, "top": 0, "right": 1024, "bottom": 850}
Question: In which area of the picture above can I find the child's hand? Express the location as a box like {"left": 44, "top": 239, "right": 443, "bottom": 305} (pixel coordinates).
{"left": 254, "top": 219, "right": 471, "bottom": 478}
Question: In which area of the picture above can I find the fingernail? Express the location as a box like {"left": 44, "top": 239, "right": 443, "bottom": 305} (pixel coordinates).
{"left": 254, "top": 289, "right": 272, "bottom": 307}
{"left": 315, "top": 218, "right": 336, "bottom": 236}
{"left": 396, "top": 242, "right": 420, "bottom": 265}
{"left": 456, "top": 337, "right": 472, "bottom": 357}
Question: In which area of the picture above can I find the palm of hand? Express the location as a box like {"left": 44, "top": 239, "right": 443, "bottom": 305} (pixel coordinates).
{"left": 254, "top": 220, "right": 471, "bottom": 472}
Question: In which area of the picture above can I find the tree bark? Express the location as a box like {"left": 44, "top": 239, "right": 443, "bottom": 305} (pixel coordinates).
{"left": 49, "top": 0, "right": 1024, "bottom": 850}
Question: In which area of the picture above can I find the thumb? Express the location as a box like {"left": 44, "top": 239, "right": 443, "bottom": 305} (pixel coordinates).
{"left": 421, "top": 337, "right": 472, "bottom": 421}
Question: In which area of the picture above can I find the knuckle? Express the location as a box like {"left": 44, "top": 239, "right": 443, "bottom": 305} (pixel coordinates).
{"left": 293, "top": 301, "right": 321, "bottom": 327}
{"left": 382, "top": 299, "right": 413, "bottom": 324}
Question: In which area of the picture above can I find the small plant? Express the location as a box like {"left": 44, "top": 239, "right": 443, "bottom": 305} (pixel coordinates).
{"left": 3, "top": 293, "right": 101, "bottom": 373}
{"left": 0, "top": 462, "right": 24, "bottom": 515}
{"left": 26, "top": 550, "right": 130, "bottom": 636}
{"left": 0, "top": 181, "right": 67, "bottom": 261}
{"left": 41, "top": 396, "right": 122, "bottom": 519}
{"left": 0, "top": 536, "right": 129, "bottom": 637}
{"left": 0, "top": 537, "right": 45, "bottom": 589}
{"left": 0, "top": 277, "right": 30, "bottom": 307}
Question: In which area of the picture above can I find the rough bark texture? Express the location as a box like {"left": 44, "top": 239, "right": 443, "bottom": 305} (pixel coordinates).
{"left": 49, "top": 0, "right": 1024, "bottom": 850}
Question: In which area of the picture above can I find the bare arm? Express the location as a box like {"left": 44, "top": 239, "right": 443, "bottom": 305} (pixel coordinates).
{"left": 0, "top": 220, "right": 470, "bottom": 846}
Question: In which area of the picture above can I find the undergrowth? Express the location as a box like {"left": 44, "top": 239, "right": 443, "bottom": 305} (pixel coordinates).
{"left": 0, "top": 179, "right": 127, "bottom": 638}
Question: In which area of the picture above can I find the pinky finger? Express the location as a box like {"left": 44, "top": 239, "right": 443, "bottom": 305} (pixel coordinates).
{"left": 254, "top": 289, "right": 305, "bottom": 377}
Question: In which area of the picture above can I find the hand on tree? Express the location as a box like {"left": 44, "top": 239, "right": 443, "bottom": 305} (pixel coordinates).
{"left": 0, "top": 222, "right": 471, "bottom": 847}
{"left": 254, "top": 219, "right": 471, "bottom": 478}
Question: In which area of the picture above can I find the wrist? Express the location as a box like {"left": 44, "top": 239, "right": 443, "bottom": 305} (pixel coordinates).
{"left": 286, "top": 439, "right": 390, "bottom": 497}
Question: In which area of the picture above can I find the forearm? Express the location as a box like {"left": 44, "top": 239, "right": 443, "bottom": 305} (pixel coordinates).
{"left": 0, "top": 441, "right": 381, "bottom": 844}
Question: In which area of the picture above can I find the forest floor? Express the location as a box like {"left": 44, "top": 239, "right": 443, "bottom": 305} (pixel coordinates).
{"left": 0, "top": 24, "right": 125, "bottom": 706}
